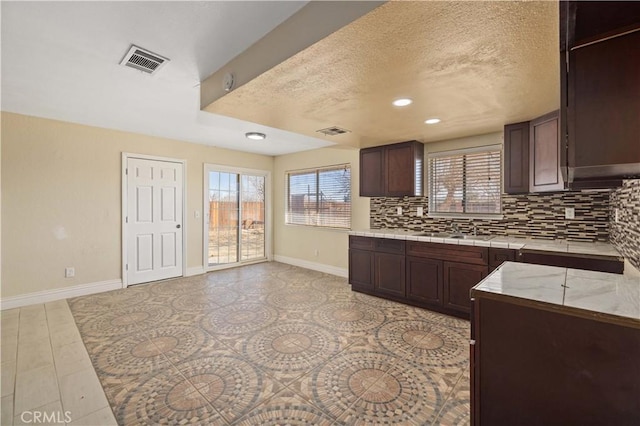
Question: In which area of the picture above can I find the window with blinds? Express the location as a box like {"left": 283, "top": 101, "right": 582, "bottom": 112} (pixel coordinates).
{"left": 428, "top": 145, "right": 502, "bottom": 217}
{"left": 286, "top": 164, "right": 351, "bottom": 229}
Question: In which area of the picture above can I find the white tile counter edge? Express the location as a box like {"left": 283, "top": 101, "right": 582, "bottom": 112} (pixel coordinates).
{"left": 349, "top": 230, "right": 581, "bottom": 251}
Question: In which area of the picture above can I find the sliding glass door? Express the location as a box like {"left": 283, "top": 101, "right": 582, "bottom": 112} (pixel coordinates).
{"left": 204, "top": 165, "right": 269, "bottom": 269}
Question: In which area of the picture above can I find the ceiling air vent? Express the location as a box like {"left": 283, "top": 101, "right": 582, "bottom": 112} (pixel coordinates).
{"left": 120, "top": 45, "right": 169, "bottom": 75}
{"left": 316, "top": 126, "right": 351, "bottom": 136}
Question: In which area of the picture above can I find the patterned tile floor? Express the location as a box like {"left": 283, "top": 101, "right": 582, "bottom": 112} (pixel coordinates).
{"left": 67, "top": 262, "right": 470, "bottom": 425}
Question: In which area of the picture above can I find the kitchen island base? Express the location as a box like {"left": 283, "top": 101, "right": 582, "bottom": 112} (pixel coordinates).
{"left": 471, "top": 292, "right": 640, "bottom": 425}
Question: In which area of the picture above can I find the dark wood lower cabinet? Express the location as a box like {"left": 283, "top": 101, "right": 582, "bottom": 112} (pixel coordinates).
{"left": 488, "top": 248, "right": 516, "bottom": 272}
{"left": 472, "top": 297, "right": 640, "bottom": 425}
{"left": 374, "top": 253, "right": 406, "bottom": 298}
{"left": 406, "top": 256, "right": 443, "bottom": 306}
{"left": 443, "top": 262, "right": 488, "bottom": 314}
{"left": 349, "top": 236, "right": 623, "bottom": 324}
{"left": 348, "top": 237, "right": 490, "bottom": 319}
{"left": 519, "top": 250, "right": 623, "bottom": 274}
{"left": 348, "top": 249, "right": 374, "bottom": 292}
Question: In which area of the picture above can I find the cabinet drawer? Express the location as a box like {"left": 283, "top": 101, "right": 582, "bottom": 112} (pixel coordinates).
{"left": 407, "top": 241, "right": 488, "bottom": 265}
{"left": 349, "top": 235, "right": 375, "bottom": 251}
{"left": 489, "top": 248, "right": 516, "bottom": 268}
{"left": 374, "top": 238, "right": 406, "bottom": 255}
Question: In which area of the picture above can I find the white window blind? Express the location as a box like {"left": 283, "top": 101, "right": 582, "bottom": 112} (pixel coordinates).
{"left": 428, "top": 146, "right": 502, "bottom": 217}
{"left": 286, "top": 164, "right": 351, "bottom": 229}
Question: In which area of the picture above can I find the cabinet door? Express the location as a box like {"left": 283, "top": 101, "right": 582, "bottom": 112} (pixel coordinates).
{"left": 569, "top": 30, "right": 640, "bottom": 175}
{"left": 443, "top": 262, "right": 488, "bottom": 314}
{"left": 406, "top": 256, "right": 443, "bottom": 306}
{"left": 504, "top": 122, "right": 530, "bottom": 194}
{"left": 488, "top": 248, "right": 517, "bottom": 272}
{"left": 360, "top": 147, "right": 385, "bottom": 196}
{"left": 349, "top": 249, "right": 374, "bottom": 291}
{"left": 530, "top": 111, "right": 563, "bottom": 192}
{"left": 385, "top": 143, "right": 419, "bottom": 196}
{"left": 374, "top": 252, "right": 406, "bottom": 298}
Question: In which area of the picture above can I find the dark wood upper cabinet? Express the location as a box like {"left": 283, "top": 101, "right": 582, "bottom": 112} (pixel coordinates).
{"left": 359, "top": 147, "right": 384, "bottom": 197}
{"left": 567, "top": 1, "right": 640, "bottom": 48}
{"left": 504, "top": 111, "right": 564, "bottom": 194}
{"left": 561, "top": 1, "right": 640, "bottom": 185}
{"left": 530, "top": 111, "right": 563, "bottom": 192}
{"left": 359, "top": 140, "right": 424, "bottom": 197}
{"left": 504, "top": 121, "right": 530, "bottom": 194}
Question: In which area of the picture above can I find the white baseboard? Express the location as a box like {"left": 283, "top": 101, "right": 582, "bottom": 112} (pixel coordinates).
{"left": 0, "top": 279, "right": 122, "bottom": 310}
{"left": 273, "top": 255, "right": 348, "bottom": 278}
{"left": 186, "top": 266, "right": 206, "bottom": 277}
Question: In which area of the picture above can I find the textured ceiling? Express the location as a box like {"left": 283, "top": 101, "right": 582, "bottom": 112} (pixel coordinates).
{"left": 204, "top": 0, "right": 560, "bottom": 148}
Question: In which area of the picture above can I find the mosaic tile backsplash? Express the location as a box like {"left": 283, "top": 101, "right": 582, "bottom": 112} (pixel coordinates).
{"left": 370, "top": 190, "right": 612, "bottom": 242}
{"left": 609, "top": 180, "right": 640, "bottom": 270}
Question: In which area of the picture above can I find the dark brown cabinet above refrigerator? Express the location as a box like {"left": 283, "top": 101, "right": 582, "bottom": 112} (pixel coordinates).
{"left": 561, "top": 1, "right": 640, "bottom": 187}
{"left": 359, "top": 140, "right": 424, "bottom": 197}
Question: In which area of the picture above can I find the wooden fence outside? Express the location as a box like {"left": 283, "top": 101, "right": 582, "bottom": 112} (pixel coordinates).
{"left": 208, "top": 201, "right": 265, "bottom": 228}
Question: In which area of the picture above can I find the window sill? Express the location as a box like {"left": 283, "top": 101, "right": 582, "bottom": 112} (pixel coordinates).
{"left": 284, "top": 223, "right": 351, "bottom": 232}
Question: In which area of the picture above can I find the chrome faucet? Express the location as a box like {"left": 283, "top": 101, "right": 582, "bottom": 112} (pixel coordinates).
{"left": 472, "top": 225, "right": 478, "bottom": 236}
{"left": 451, "top": 223, "right": 461, "bottom": 235}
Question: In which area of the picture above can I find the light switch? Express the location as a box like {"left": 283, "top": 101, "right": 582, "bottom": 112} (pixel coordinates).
{"left": 565, "top": 207, "right": 575, "bottom": 219}
{"left": 417, "top": 206, "right": 424, "bottom": 217}
{"left": 194, "top": 210, "right": 200, "bottom": 219}
{"left": 397, "top": 206, "right": 403, "bottom": 215}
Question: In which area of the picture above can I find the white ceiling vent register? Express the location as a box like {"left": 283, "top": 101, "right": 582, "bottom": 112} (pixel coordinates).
{"left": 120, "top": 45, "right": 169, "bottom": 75}
{"left": 316, "top": 126, "right": 351, "bottom": 136}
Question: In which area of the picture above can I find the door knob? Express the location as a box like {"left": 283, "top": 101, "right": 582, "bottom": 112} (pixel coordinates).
{"left": 176, "top": 224, "right": 181, "bottom": 229}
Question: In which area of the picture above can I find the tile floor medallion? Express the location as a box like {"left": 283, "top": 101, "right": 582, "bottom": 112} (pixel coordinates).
{"left": 66, "top": 262, "right": 471, "bottom": 425}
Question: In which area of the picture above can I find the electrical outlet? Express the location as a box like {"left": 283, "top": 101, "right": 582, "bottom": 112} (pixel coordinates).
{"left": 65, "top": 267, "right": 75, "bottom": 278}
{"left": 396, "top": 206, "right": 403, "bottom": 216}
{"left": 416, "top": 206, "right": 424, "bottom": 217}
{"left": 314, "top": 249, "right": 319, "bottom": 257}
{"left": 565, "top": 207, "right": 575, "bottom": 220}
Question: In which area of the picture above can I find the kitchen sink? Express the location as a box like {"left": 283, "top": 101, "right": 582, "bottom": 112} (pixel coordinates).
{"left": 415, "top": 232, "right": 451, "bottom": 238}
{"left": 414, "top": 232, "right": 494, "bottom": 241}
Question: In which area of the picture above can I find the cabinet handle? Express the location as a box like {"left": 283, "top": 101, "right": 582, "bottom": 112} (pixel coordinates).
{"left": 470, "top": 339, "right": 476, "bottom": 345}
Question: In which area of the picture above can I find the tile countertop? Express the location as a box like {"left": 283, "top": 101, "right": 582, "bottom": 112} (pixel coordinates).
{"left": 348, "top": 229, "right": 622, "bottom": 258}
{"left": 471, "top": 261, "right": 640, "bottom": 327}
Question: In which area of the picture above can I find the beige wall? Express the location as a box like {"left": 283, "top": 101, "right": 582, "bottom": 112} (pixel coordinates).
{"left": 273, "top": 147, "right": 370, "bottom": 272}
{"left": 1, "top": 112, "right": 273, "bottom": 298}
{"left": 0, "top": 111, "right": 500, "bottom": 300}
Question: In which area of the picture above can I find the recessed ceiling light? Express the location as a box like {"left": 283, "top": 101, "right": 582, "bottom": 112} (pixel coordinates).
{"left": 245, "top": 132, "right": 266, "bottom": 140}
{"left": 425, "top": 118, "right": 441, "bottom": 124}
{"left": 392, "top": 98, "right": 412, "bottom": 107}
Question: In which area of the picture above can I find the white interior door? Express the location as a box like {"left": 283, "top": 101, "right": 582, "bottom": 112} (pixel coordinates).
{"left": 126, "top": 157, "right": 183, "bottom": 285}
